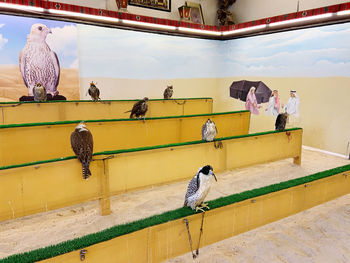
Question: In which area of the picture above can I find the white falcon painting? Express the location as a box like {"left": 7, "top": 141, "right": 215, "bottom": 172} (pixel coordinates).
{"left": 19, "top": 23, "right": 60, "bottom": 97}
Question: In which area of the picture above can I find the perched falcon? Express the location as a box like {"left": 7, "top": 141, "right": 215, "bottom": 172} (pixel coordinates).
{"left": 88, "top": 81, "right": 100, "bottom": 101}
{"left": 33, "top": 83, "right": 47, "bottom": 102}
{"left": 163, "top": 85, "right": 173, "bottom": 99}
{"left": 70, "top": 123, "right": 93, "bottom": 180}
{"left": 184, "top": 165, "right": 217, "bottom": 212}
{"left": 275, "top": 112, "right": 288, "bottom": 131}
{"left": 202, "top": 119, "right": 218, "bottom": 142}
{"left": 19, "top": 23, "right": 60, "bottom": 97}
{"left": 125, "top": 97, "right": 149, "bottom": 120}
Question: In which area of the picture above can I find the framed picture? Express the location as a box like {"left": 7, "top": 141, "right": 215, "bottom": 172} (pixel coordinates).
{"left": 128, "top": 0, "right": 171, "bottom": 12}
{"left": 185, "top": 1, "right": 204, "bottom": 24}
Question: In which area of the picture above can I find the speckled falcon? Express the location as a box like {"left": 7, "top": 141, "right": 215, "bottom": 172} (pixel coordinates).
{"left": 88, "top": 81, "right": 100, "bottom": 101}
{"left": 125, "top": 97, "right": 149, "bottom": 120}
{"left": 33, "top": 83, "right": 47, "bottom": 102}
{"left": 19, "top": 23, "right": 60, "bottom": 97}
{"left": 70, "top": 122, "right": 93, "bottom": 180}
{"left": 201, "top": 119, "right": 217, "bottom": 142}
{"left": 184, "top": 165, "right": 217, "bottom": 212}
{"left": 163, "top": 85, "right": 173, "bottom": 99}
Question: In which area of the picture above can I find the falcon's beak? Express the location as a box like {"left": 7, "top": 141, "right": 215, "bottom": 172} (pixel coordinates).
{"left": 210, "top": 170, "right": 217, "bottom": 182}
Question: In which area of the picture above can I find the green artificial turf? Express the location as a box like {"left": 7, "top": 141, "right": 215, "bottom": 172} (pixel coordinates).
{"left": 0, "top": 97, "right": 212, "bottom": 105}
{"left": 1, "top": 162, "right": 349, "bottom": 263}
{"left": 0, "top": 110, "right": 249, "bottom": 129}
{"left": 0, "top": 128, "right": 300, "bottom": 171}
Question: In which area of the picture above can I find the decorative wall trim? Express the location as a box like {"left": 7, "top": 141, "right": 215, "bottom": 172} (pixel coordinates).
{"left": 0, "top": 1, "right": 349, "bottom": 38}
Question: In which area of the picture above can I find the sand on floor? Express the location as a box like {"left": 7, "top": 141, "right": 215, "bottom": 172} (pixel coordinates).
{"left": 166, "top": 193, "right": 350, "bottom": 263}
{"left": 0, "top": 148, "right": 349, "bottom": 259}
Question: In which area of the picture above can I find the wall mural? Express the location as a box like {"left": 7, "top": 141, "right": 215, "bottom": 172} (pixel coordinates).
{"left": 0, "top": 14, "right": 79, "bottom": 102}
{"left": 0, "top": 14, "right": 348, "bottom": 153}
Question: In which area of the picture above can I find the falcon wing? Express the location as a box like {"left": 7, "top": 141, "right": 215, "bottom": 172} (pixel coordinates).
{"left": 80, "top": 130, "right": 93, "bottom": 164}
{"left": 50, "top": 51, "right": 60, "bottom": 88}
{"left": 131, "top": 100, "right": 142, "bottom": 115}
{"left": 215, "top": 123, "right": 218, "bottom": 134}
{"left": 88, "top": 88, "right": 92, "bottom": 96}
{"left": 96, "top": 88, "right": 100, "bottom": 98}
{"left": 19, "top": 50, "right": 29, "bottom": 89}
{"left": 275, "top": 114, "right": 282, "bottom": 130}
{"left": 70, "top": 130, "right": 93, "bottom": 163}
{"left": 70, "top": 131, "right": 80, "bottom": 156}
{"left": 201, "top": 123, "right": 206, "bottom": 140}
{"left": 163, "top": 89, "right": 168, "bottom": 98}
{"left": 185, "top": 174, "right": 200, "bottom": 201}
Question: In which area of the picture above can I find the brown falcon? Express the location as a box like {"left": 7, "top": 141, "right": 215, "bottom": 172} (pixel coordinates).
{"left": 33, "top": 83, "right": 47, "bottom": 102}
{"left": 88, "top": 81, "right": 100, "bottom": 101}
{"left": 125, "top": 97, "right": 149, "bottom": 120}
{"left": 19, "top": 23, "right": 60, "bottom": 97}
{"left": 163, "top": 85, "right": 173, "bottom": 99}
{"left": 70, "top": 122, "right": 93, "bottom": 180}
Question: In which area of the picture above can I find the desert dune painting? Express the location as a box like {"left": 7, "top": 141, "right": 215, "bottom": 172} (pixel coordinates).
{"left": 0, "top": 15, "right": 79, "bottom": 101}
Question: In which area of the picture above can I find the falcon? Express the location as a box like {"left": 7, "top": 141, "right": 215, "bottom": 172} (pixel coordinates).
{"left": 33, "top": 83, "right": 47, "bottom": 102}
{"left": 184, "top": 165, "right": 217, "bottom": 212}
{"left": 125, "top": 97, "right": 149, "bottom": 120}
{"left": 88, "top": 81, "right": 100, "bottom": 101}
{"left": 163, "top": 85, "right": 173, "bottom": 99}
{"left": 70, "top": 122, "right": 93, "bottom": 180}
{"left": 275, "top": 112, "right": 288, "bottom": 131}
{"left": 201, "top": 119, "right": 217, "bottom": 142}
{"left": 201, "top": 119, "right": 222, "bottom": 148}
{"left": 19, "top": 23, "right": 60, "bottom": 97}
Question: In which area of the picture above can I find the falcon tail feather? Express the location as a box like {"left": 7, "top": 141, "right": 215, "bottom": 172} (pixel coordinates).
{"left": 82, "top": 163, "right": 91, "bottom": 180}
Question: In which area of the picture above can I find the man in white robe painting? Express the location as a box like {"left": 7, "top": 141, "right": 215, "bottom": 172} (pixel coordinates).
{"left": 284, "top": 90, "right": 300, "bottom": 117}
{"left": 283, "top": 90, "right": 300, "bottom": 127}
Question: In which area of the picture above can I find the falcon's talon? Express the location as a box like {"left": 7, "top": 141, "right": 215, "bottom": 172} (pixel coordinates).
{"left": 201, "top": 203, "right": 210, "bottom": 209}
{"left": 195, "top": 206, "right": 206, "bottom": 213}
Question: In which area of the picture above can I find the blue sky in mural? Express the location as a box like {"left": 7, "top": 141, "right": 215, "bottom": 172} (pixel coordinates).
{"left": 0, "top": 14, "right": 78, "bottom": 68}
{"left": 221, "top": 22, "right": 350, "bottom": 77}
{"left": 79, "top": 22, "right": 350, "bottom": 79}
{"left": 78, "top": 24, "right": 221, "bottom": 79}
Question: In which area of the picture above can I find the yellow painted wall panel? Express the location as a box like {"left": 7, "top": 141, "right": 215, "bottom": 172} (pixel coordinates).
{"left": 108, "top": 143, "right": 227, "bottom": 195}
{"left": 0, "top": 129, "right": 301, "bottom": 222}
{"left": 0, "top": 99, "right": 213, "bottom": 125}
{"left": 225, "top": 129, "right": 302, "bottom": 168}
{"left": 0, "top": 160, "right": 100, "bottom": 221}
{"left": 40, "top": 169, "right": 349, "bottom": 263}
{"left": 0, "top": 111, "right": 249, "bottom": 167}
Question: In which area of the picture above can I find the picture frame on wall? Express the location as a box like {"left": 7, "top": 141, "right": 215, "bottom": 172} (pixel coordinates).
{"left": 128, "top": 0, "right": 171, "bottom": 12}
{"left": 185, "top": 1, "right": 204, "bottom": 24}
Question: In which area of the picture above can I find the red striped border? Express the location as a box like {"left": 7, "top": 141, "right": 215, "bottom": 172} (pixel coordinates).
{"left": 0, "top": 0, "right": 348, "bottom": 35}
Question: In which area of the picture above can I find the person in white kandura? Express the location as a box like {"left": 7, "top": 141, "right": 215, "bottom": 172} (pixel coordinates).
{"left": 284, "top": 90, "right": 300, "bottom": 117}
